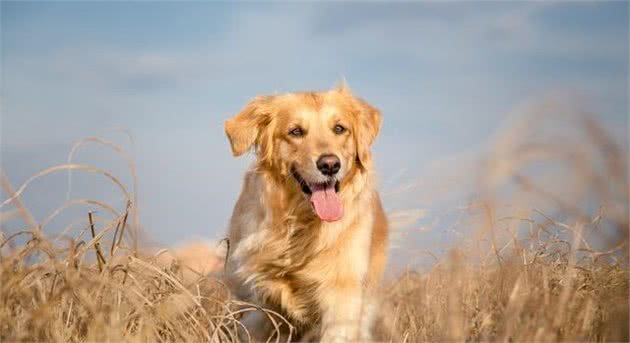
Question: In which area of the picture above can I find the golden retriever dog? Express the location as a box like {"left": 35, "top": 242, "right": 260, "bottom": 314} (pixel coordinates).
{"left": 223, "top": 83, "right": 388, "bottom": 342}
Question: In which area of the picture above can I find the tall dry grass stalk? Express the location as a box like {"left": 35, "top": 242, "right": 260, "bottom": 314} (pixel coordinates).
{"left": 375, "top": 98, "right": 629, "bottom": 342}
{"left": 1, "top": 99, "right": 628, "bottom": 342}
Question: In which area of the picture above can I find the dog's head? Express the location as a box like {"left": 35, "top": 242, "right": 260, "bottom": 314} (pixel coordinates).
{"left": 224, "top": 83, "right": 381, "bottom": 222}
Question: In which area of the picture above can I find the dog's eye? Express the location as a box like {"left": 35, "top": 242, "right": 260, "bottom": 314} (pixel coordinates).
{"left": 288, "top": 127, "right": 305, "bottom": 137}
{"left": 333, "top": 124, "right": 346, "bottom": 135}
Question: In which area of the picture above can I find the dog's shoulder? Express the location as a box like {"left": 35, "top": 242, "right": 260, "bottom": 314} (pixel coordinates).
{"left": 366, "top": 191, "right": 388, "bottom": 287}
{"left": 228, "top": 167, "right": 265, "bottom": 244}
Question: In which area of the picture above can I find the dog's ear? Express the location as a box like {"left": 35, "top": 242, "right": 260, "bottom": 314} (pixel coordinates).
{"left": 224, "top": 96, "right": 274, "bottom": 157}
{"left": 354, "top": 97, "right": 382, "bottom": 169}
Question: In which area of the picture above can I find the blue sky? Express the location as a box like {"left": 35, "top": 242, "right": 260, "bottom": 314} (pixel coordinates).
{"left": 1, "top": 2, "right": 628, "bottom": 261}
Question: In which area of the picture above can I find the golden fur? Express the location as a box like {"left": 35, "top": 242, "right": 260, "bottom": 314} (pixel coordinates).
{"left": 223, "top": 84, "right": 388, "bottom": 342}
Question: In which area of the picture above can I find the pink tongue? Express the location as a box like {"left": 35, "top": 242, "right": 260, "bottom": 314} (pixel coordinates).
{"left": 310, "top": 183, "right": 343, "bottom": 222}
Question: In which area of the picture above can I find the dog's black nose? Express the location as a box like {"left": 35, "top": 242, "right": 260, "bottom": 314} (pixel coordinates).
{"left": 316, "top": 154, "right": 341, "bottom": 176}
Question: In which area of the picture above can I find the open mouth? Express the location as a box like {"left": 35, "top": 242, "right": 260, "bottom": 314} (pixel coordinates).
{"left": 291, "top": 168, "right": 343, "bottom": 222}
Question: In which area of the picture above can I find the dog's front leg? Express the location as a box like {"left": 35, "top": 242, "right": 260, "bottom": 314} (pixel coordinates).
{"left": 319, "top": 280, "right": 368, "bottom": 342}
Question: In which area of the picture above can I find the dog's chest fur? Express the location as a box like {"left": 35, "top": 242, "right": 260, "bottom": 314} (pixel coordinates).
{"left": 227, "top": 171, "right": 374, "bottom": 328}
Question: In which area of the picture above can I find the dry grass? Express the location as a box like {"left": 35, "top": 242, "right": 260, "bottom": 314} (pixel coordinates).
{"left": 1, "top": 98, "right": 628, "bottom": 342}
{"left": 377, "top": 243, "right": 628, "bottom": 342}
